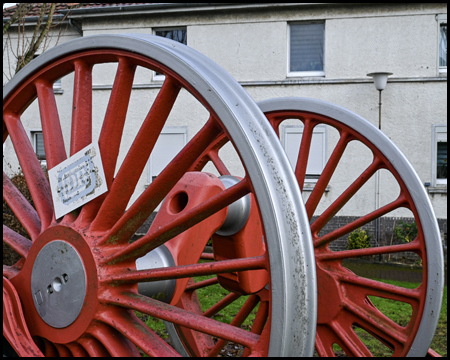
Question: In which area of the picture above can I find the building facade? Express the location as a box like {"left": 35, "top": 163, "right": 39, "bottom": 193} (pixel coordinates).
{"left": 3, "top": 3, "right": 447, "bottom": 250}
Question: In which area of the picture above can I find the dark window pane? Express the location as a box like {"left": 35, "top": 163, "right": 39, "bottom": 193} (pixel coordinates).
{"left": 154, "top": 29, "right": 187, "bottom": 77}
{"left": 290, "top": 23, "right": 324, "bottom": 72}
{"left": 440, "top": 23, "right": 447, "bottom": 67}
{"left": 155, "top": 29, "right": 187, "bottom": 45}
{"left": 35, "top": 132, "right": 46, "bottom": 160}
{"left": 437, "top": 142, "right": 447, "bottom": 179}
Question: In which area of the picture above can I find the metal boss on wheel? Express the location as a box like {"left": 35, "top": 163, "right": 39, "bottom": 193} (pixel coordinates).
{"left": 3, "top": 34, "right": 316, "bottom": 356}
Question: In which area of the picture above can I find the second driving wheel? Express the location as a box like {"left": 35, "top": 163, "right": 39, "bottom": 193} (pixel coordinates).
{"left": 169, "top": 97, "right": 444, "bottom": 357}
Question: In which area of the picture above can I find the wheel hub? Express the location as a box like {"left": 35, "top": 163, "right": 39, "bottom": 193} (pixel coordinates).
{"left": 136, "top": 244, "right": 176, "bottom": 303}
{"left": 30, "top": 240, "right": 87, "bottom": 328}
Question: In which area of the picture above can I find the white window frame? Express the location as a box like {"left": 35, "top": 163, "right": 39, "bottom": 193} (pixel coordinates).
{"left": 432, "top": 124, "right": 447, "bottom": 187}
{"left": 437, "top": 14, "right": 447, "bottom": 75}
{"left": 148, "top": 126, "right": 188, "bottom": 184}
{"left": 29, "top": 129, "right": 47, "bottom": 166}
{"left": 153, "top": 27, "right": 187, "bottom": 82}
{"left": 287, "top": 21, "right": 325, "bottom": 78}
{"left": 53, "top": 78, "right": 62, "bottom": 93}
{"left": 281, "top": 124, "right": 327, "bottom": 185}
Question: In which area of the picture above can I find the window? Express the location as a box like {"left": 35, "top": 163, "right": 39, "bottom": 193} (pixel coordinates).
{"left": 153, "top": 28, "right": 187, "bottom": 81}
{"left": 432, "top": 125, "right": 447, "bottom": 186}
{"left": 288, "top": 22, "right": 325, "bottom": 77}
{"left": 30, "top": 130, "right": 46, "bottom": 161}
{"left": 438, "top": 14, "right": 447, "bottom": 74}
{"left": 281, "top": 125, "right": 327, "bottom": 186}
{"left": 148, "top": 127, "right": 188, "bottom": 184}
{"left": 53, "top": 78, "right": 62, "bottom": 93}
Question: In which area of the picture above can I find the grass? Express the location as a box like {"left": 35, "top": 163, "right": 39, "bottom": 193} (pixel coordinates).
{"left": 193, "top": 273, "right": 259, "bottom": 329}
{"left": 334, "top": 279, "right": 447, "bottom": 357}
{"left": 139, "top": 272, "right": 447, "bottom": 357}
{"left": 135, "top": 265, "right": 259, "bottom": 351}
{"left": 368, "top": 279, "right": 447, "bottom": 357}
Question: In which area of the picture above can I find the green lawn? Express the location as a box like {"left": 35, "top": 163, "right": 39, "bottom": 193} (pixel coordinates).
{"left": 372, "top": 279, "right": 447, "bottom": 357}
{"left": 334, "top": 278, "right": 447, "bottom": 357}
{"left": 140, "top": 275, "right": 447, "bottom": 357}
{"left": 137, "top": 270, "right": 258, "bottom": 333}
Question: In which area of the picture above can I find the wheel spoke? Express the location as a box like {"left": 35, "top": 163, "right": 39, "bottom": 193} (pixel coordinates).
{"left": 42, "top": 338, "right": 58, "bottom": 357}
{"left": 78, "top": 57, "right": 137, "bottom": 223}
{"left": 3, "top": 265, "right": 20, "bottom": 279}
{"left": 311, "top": 157, "right": 382, "bottom": 234}
{"left": 295, "top": 118, "right": 315, "bottom": 192}
{"left": 315, "top": 326, "right": 338, "bottom": 357}
{"left": 343, "top": 300, "right": 408, "bottom": 346}
{"left": 3, "top": 113, "right": 53, "bottom": 230}
{"left": 316, "top": 241, "right": 420, "bottom": 261}
{"left": 91, "top": 75, "right": 181, "bottom": 231}
{"left": 200, "top": 252, "right": 215, "bottom": 260}
{"left": 99, "top": 289, "right": 261, "bottom": 348}
{"left": 97, "top": 57, "right": 137, "bottom": 187}
{"left": 264, "top": 113, "right": 282, "bottom": 137}
{"left": 209, "top": 149, "right": 232, "bottom": 176}
{"left": 186, "top": 277, "right": 219, "bottom": 291}
{"left": 203, "top": 292, "right": 241, "bottom": 318}
{"left": 99, "top": 117, "right": 222, "bottom": 245}
{"left": 338, "top": 272, "right": 421, "bottom": 302}
{"left": 314, "top": 195, "right": 407, "bottom": 248}
{"left": 35, "top": 79, "right": 67, "bottom": 169}
{"left": 189, "top": 131, "right": 229, "bottom": 173}
{"left": 70, "top": 60, "right": 93, "bottom": 156}
{"left": 101, "top": 255, "right": 267, "bottom": 285}
{"left": 53, "top": 343, "right": 72, "bottom": 357}
{"left": 3, "top": 171, "right": 41, "bottom": 240}
{"left": 66, "top": 342, "right": 89, "bottom": 357}
{"left": 77, "top": 336, "right": 110, "bottom": 357}
{"left": 207, "top": 294, "right": 259, "bottom": 357}
{"left": 306, "top": 131, "right": 351, "bottom": 220}
{"left": 3, "top": 225, "right": 32, "bottom": 259}
{"left": 329, "top": 320, "right": 372, "bottom": 357}
{"left": 102, "top": 177, "right": 250, "bottom": 264}
{"left": 87, "top": 321, "right": 140, "bottom": 357}
{"left": 250, "top": 300, "right": 269, "bottom": 335}
{"left": 96, "top": 306, "right": 181, "bottom": 357}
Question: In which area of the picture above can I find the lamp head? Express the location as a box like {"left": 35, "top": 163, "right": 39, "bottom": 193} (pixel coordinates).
{"left": 367, "top": 72, "right": 393, "bottom": 91}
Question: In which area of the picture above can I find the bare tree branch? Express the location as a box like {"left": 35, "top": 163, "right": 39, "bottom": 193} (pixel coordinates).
{"left": 3, "top": 3, "right": 79, "bottom": 81}
{"left": 16, "top": 3, "right": 57, "bottom": 73}
{"left": 3, "top": 3, "right": 33, "bottom": 35}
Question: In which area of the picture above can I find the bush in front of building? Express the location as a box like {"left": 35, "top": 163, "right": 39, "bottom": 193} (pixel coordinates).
{"left": 394, "top": 220, "right": 418, "bottom": 244}
{"left": 347, "top": 228, "right": 371, "bottom": 251}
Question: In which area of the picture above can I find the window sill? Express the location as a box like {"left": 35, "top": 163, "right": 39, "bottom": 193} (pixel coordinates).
{"left": 287, "top": 72, "right": 325, "bottom": 78}
{"left": 303, "top": 183, "right": 330, "bottom": 192}
{"left": 426, "top": 186, "right": 447, "bottom": 194}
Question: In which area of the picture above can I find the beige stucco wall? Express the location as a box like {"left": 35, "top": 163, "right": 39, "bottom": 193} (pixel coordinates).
{"left": 3, "top": 3, "right": 447, "bottom": 220}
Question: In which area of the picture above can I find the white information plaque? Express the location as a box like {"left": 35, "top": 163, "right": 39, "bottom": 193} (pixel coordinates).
{"left": 48, "top": 142, "right": 108, "bottom": 219}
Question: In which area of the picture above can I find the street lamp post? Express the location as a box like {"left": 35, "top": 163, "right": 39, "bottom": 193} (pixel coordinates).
{"left": 367, "top": 72, "right": 393, "bottom": 130}
{"left": 367, "top": 72, "right": 392, "bottom": 260}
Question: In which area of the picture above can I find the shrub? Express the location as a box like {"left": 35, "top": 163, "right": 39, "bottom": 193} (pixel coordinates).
{"left": 347, "top": 228, "right": 371, "bottom": 250}
{"left": 394, "top": 221, "right": 418, "bottom": 243}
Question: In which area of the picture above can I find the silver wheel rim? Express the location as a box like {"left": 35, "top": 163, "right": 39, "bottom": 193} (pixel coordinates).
{"left": 258, "top": 97, "right": 444, "bottom": 357}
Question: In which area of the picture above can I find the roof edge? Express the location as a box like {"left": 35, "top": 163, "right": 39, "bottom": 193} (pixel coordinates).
{"left": 59, "top": 3, "right": 329, "bottom": 18}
